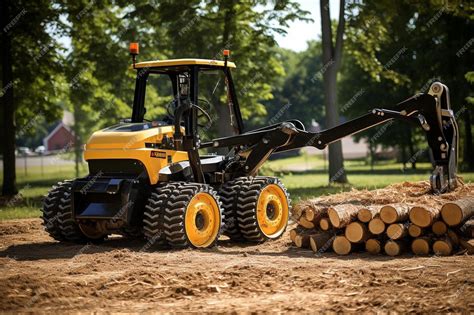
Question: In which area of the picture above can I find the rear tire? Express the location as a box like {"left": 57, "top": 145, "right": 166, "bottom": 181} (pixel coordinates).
{"left": 164, "top": 182, "right": 223, "bottom": 248}
{"left": 219, "top": 178, "right": 246, "bottom": 241}
{"left": 42, "top": 181, "right": 105, "bottom": 243}
{"left": 236, "top": 177, "right": 290, "bottom": 242}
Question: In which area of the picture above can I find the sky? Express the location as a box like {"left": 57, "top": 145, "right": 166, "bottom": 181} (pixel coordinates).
{"left": 274, "top": 0, "right": 340, "bottom": 52}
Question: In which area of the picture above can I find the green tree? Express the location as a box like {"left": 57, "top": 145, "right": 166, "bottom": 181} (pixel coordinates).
{"left": 320, "top": 0, "right": 348, "bottom": 184}
{"left": 1, "top": 0, "right": 64, "bottom": 196}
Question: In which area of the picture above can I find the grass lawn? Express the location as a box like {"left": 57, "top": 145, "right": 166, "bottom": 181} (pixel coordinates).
{"left": 1, "top": 155, "right": 472, "bottom": 220}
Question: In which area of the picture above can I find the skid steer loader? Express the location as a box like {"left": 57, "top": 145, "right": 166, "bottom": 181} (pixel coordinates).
{"left": 41, "top": 43, "right": 459, "bottom": 248}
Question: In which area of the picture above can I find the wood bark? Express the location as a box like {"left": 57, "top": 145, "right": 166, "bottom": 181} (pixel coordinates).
{"left": 304, "top": 206, "right": 327, "bottom": 224}
{"left": 411, "top": 237, "right": 432, "bottom": 255}
{"left": 319, "top": 218, "right": 332, "bottom": 231}
{"left": 294, "top": 234, "right": 310, "bottom": 248}
{"left": 328, "top": 204, "right": 360, "bottom": 228}
{"left": 320, "top": 0, "right": 347, "bottom": 184}
{"left": 441, "top": 197, "right": 474, "bottom": 226}
{"left": 447, "top": 229, "right": 460, "bottom": 246}
{"left": 384, "top": 240, "right": 406, "bottom": 256}
{"left": 345, "top": 221, "right": 370, "bottom": 243}
{"left": 386, "top": 223, "right": 408, "bottom": 240}
{"left": 368, "top": 217, "right": 385, "bottom": 235}
{"left": 433, "top": 237, "right": 454, "bottom": 256}
{"left": 1, "top": 0, "right": 18, "bottom": 196}
{"left": 431, "top": 221, "right": 447, "bottom": 236}
{"left": 357, "top": 206, "right": 380, "bottom": 223}
{"left": 459, "top": 218, "right": 474, "bottom": 238}
{"left": 409, "top": 206, "right": 440, "bottom": 228}
{"left": 309, "top": 233, "right": 333, "bottom": 253}
{"left": 380, "top": 204, "right": 410, "bottom": 224}
{"left": 408, "top": 224, "right": 423, "bottom": 238}
{"left": 459, "top": 238, "right": 474, "bottom": 255}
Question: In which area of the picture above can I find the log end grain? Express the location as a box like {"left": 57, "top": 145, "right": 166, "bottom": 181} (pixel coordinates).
{"left": 365, "top": 239, "right": 382, "bottom": 254}
{"left": 432, "top": 220, "right": 447, "bottom": 236}
{"left": 333, "top": 236, "right": 352, "bottom": 255}
{"left": 380, "top": 205, "right": 398, "bottom": 224}
{"left": 408, "top": 224, "right": 423, "bottom": 238}
{"left": 368, "top": 218, "right": 385, "bottom": 235}
{"left": 345, "top": 221, "right": 368, "bottom": 243}
{"left": 386, "top": 223, "right": 406, "bottom": 240}
{"left": 319, "top": 218, "right": 331, "bottom": 231}
{"left": 433, "top": 238, "right": 453, "bottom": 256}
{"left": 411, "top": 238, "right": 431, "bottom": 255}
{"left": 409, "top": 206, "right": 437, "bottom": 228}
{"left": 441, "top": 203, "right": 463, "bottom": 226}
{"left": 385, "top": 240, "right": 404, "bottom": 256}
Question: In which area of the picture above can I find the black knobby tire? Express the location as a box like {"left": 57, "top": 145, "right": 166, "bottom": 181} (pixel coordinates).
{"left": 236, "top": 176, "right": 291, "bottom": 242}
{"left": 142, "top": 182, "right": 180, "bottom": 247}
{"left": 163, "top": 182, "right": 223, "bottom": 248}
{"left": 42, "top": 181, "right": 71, "bottom": 241}
{"left": 218, "top": 177, "right": 247, "bottom": 241}
{"left": 42, "top": 181, "right": 95, "bottom": 243}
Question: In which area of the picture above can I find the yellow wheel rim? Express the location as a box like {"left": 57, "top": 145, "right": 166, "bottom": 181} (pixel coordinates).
{"left": 256, "top": 184, "right": 289, "bottom": 238}
{"left": 185, "top": 192, "right": 221, "bottom": 247}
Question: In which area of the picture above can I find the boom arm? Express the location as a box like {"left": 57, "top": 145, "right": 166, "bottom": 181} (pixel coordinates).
{"left": 201, "top": 82, "right": 458, "bottom": 193}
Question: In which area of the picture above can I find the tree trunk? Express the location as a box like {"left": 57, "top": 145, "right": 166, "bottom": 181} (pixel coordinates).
{"left": 408, "top": 224, "right": 423, "bottom": 238}
{"left": 72, "top": 104, "right": 81, "bottom": 178}
{"left": 345, "top": 221, "right": 370, "bottom": 243}
{"left": 463, "top": 109, "right": 474, "bottom": 170}
{"left": 386, "top": 223, "right": 408, "bottom": 240}
{"left": 332, "top": 235, "right": 361, "bottom": 255}
{"left": 319, "top": 217, "right": 332, "bottom": 231}
{"left": 431, "top": 220, "right": 447, "bottom": 236}
{"left": 380, "top": 204, "right": 410, "bottom": 224}
{"left": 320, "top": 0, "right": 347, "bottom": 184}
{"left": 433, "top": 237, "right": 453, "bottom": 256}
{"left": 384, "top": 240, "right": 406, "bottom": 256}
{"left": 327, "top": 203, "right": 359, "bottom": 228}
{"left": 1, "top": 1, "right": 18, "bottom": 196}
{"left": 409, "top": 206, "right": 440, "bottom": 228}
{"left": 368, "top": 217, "right": 385, "bottom": 235}
{"left": 357, "top": 206, "right": 380, "bottom": 223}
{"left": 215, "top": 0, "right": 236, "bottom": 151}
{"left": 309, "top": 233, "right": 333, "bottom": 253}
{"left": 440, "top": 197, "right": 474, "bottom": 226}
{"left": 411, "top": 237, "right": 431, "bottom": 255}
{"left": 365, "top": 238, "right": 382, "bottom": 254}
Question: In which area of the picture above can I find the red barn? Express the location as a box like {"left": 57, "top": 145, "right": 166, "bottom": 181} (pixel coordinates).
{"left": 43, "top": 122, "right": 75, "bottom": 153}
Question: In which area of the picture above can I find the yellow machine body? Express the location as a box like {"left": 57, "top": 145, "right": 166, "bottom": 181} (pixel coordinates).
{"left": 83, "top": 124, "right": 188, "bottom": 184}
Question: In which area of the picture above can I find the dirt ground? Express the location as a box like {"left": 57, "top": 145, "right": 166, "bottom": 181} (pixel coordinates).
{"left": 0, "top": 218, "right": 473, "bottom": 313}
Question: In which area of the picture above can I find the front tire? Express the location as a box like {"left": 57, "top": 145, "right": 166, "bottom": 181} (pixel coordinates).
{"left": 236, "top": 177, "right": 290, "bottom": 242}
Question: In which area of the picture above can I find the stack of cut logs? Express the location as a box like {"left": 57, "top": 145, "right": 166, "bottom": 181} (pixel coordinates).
{"left": 290, "top": 196, "right": 474, "bottom": 256}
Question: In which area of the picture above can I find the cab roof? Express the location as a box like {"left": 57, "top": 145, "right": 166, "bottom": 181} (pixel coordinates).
{"left": 134, "top": 58, "right": 236, "bottom": 69}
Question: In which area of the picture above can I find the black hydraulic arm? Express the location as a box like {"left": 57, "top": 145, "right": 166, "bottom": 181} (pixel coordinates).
{"left": 202, "top": 82, "right": 458, "bottom": 193}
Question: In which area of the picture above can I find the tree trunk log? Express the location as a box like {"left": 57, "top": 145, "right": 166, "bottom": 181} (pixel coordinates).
{"left": 294, "top": 234, "right": 311, "bottom": 248}
{"left": 431, "top": 220, "right": 447, "bottom": 236}
{"left": 384, "top": 240, "right": 406, "bottom": 256}
{"left": 386, "top": 223, "right": 408, "bottom": 240}
{"left": 309, "top": 233, "right": 334, "bottom": 253}
{"left": 328, "top": 204, "right": 360, "bottom": 228}
{"left": 305, "top": 206, "right": 327, "bottom": 224}
{"left": 298, "top": 217, "right": 315, "bottom": 229}
{"left": 433, "top": 237, "right": 454, "bottom": 256}
{"left": 408, "top": 224, "right": 423, "bottom": 238}
{"left": 380, "top": 204, "right": 410, "bottom": 224}
{"left": 368, "top": 217, "right": 385, "bottom": 235}
{"left": 411, "top": 237, "right": 432, "bottom": 255}
{"left": 459, "top": 238, "right": 474, "bottom": 255}
{"left": 319, "top": 218, "right": 332, "bottom": 231}
{"left": 332, "top": 235, "right": 362, "bottom": 255}
{"left": 357, "top": 206, "right": 380, "bottom": 223}
{"left": 441, "top": 197, "right": 474, "bottom": 226}
{"left": 409, "top": 206, "right": 440, "bottom": 228}
{"left": 459, "top": 218, "right": 474, "bottom": 238}
{"left": 447, "top": 229, "right": 460, "bottom": 246}
{"left": 365, "top": 238, "right": 382, "bottom": 254}
{"left": 345, "top": 221, "right": 370, "bottom": 243}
